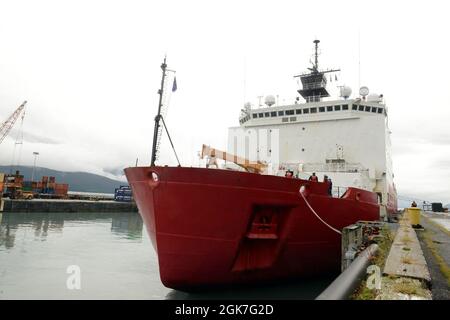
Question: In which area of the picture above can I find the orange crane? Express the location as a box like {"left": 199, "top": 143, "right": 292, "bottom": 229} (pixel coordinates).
{"left": 0, "top": 101, "right": 27, "bottom": 145}
{"left": 201, "top": 144, "right": 267, "bottom": 174}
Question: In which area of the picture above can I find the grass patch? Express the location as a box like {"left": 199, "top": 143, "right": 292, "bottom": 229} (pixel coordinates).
{"left": 352, "top": 226, "right": 393, "bottom": 300}
{"left": 393, "top": 282, "right": 417, "bottom": 295}
{"left": 351, "top": 283, "right": 377, "bottom": 300}
{"left": 372, "top": 226, "right": 394, "bottom": 267}
{"left": 385, "top": 277, "right": 430, "bottom": 298}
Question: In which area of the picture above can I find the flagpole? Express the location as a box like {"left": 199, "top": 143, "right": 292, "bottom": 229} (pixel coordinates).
{"left": 150, "top": 56, "right": 167, "bottom": 167}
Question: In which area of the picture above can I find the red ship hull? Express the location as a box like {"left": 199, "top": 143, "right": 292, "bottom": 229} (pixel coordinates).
{"left": 125, "top": 166, "right": 380, "bottom": 290}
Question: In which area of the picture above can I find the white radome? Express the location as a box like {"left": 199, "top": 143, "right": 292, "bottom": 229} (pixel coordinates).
{"left": 359, "top": 86, "right": 370, "bottom": 97}
{"left": 340, "top": 86, "right": 352, "bottom": 99}
{"left": 265, "top": 95, "right": 276, "bottom": 107}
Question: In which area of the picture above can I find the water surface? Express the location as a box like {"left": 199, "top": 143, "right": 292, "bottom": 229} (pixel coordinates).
{"left": 0, "top": 212, "right": 334, "bottom": 299}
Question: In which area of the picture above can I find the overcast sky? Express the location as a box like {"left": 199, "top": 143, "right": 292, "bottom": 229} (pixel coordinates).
{"left": 0, "top": 0, "right": 449, "bottom": 204}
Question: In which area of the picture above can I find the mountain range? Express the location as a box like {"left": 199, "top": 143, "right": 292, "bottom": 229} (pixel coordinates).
{"left": 0, "top": 165, "right": 126, "bottom": 193}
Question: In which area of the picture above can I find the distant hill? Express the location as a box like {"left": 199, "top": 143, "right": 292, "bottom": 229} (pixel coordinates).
{"left": 0, "top": 165, "right": 126, "bottom": 193}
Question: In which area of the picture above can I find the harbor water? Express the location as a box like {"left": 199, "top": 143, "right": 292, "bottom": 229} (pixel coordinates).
{"left": 0, "top": 212, "right": 335, "bottom": 299}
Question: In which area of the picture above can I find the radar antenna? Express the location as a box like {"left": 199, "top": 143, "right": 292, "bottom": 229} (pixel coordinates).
{"left": 294, "top": 40, "right": 340, "bottom": 102}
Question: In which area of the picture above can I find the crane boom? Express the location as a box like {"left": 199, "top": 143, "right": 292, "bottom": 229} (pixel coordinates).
{"left": 0, "top": 101, "right": 27, "bottom": 145}
{"left": 201, "top": 144, "right": 267, "bottom": 174}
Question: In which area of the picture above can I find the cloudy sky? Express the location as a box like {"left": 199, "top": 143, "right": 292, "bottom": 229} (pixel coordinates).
{"left": 0, "top": 0, "right": 449, "bottom": 204}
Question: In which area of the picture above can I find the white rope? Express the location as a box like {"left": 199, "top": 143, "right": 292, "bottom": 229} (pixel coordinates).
{"left": 299, "top": 186, "right": 342, "bottom": 235}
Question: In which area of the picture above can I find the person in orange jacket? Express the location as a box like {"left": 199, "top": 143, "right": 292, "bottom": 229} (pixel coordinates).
{"left": 308, "top": 172, "right": 318, "bottom": 182}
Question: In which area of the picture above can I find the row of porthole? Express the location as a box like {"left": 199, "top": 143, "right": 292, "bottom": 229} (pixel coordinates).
{"left": 246, "top": 104, "right": 385, "bottom": 121}
{"left": 247, "top": 127, "right": 306, "bottom": 134}
{"left": 253, "top": 104, "right": 350, "bottom": 119}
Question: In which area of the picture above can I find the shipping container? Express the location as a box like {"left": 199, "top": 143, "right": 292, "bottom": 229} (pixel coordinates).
{"left": 432, "top": 202, "right": 444, "bottom": 212}
{"left": 114, "top": 186, "right": 133, "bottom": 202}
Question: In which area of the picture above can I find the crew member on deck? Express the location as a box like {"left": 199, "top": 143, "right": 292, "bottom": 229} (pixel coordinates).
{"left": 411, "top": 201, "right": 417, "bottom": 207}
{"left": 308, "top": 172, "right": 318, "bottom": 182}
{"left": 285, "top": 170, "right": 294, "bottom": 178}
{"left": 324, "top": 175, "right": 332, "bottom": 196}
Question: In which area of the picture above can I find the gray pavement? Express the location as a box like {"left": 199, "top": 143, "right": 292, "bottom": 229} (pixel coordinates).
{"left": 416, "top": 211, "right": 450, "bottom": 300}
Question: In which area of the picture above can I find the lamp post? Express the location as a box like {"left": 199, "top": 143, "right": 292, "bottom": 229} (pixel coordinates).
{"left": 31, "top": 152, "right": 39, "bottom": 182}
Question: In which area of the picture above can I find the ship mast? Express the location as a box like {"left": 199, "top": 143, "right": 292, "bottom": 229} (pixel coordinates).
{"left": 294, "top": 40, "right": 340, "bottom": 102}
{"left": 151, "top": 57, "right": 167, "bottom": 167}
{"left": 313, "top": 39, "right": 320, "bottom": 72}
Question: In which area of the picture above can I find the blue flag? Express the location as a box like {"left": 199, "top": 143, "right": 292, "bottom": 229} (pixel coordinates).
{"left": 172, "top": 77, "right": 177, "bottom": 92}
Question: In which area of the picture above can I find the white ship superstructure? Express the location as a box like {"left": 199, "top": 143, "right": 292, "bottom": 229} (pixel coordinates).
{"left": 227, "top": 40, "right": 397, "bottom": 217}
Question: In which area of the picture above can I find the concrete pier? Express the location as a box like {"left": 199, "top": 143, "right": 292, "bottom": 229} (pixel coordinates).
{"left": 376, "top": 214, "right": 432, "bottom": 300}
{"left": 1, "top": 199, "right": 137, "bottom": 213}
{"left": 383, "top": 218, "right": 430, "bottom": 283}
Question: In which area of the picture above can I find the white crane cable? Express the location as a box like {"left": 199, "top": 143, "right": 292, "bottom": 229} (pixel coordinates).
{"left": 299, "top": 186, "right": 342, "bottom": 235}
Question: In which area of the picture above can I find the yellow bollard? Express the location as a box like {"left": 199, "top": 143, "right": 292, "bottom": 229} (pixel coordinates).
{"left": 406, "top": 207, "right": 421, "bottom": 226}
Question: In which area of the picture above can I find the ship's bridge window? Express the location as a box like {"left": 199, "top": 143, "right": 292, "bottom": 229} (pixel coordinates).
{"left": 377, "top": 108, "right": 383, "bottom": 114}
{"left": 319, "top": 107, "right": 325, "bottom": 112}
{"left": 310, "top": 107, "right": 317, "bottom": 113}
{"left": 352, "top": 104, "right": 358, "bottom": 110}
{"left": 252, "top": 113, "right": 258, "bottom": 119}
{"left": 278, "top": 111, "right": 285, "bottom": 116}
{"left": 342, "top": 104, "right": 349, "bottom": 110}
{"left": 334, "top": 105, "right": 341, "bottom": 111}
{"left": 259, "top": 113, "right": 264, "bottom": 117}
{"left": 303, "top": 108, "right": 310, "bottom": 114}
{"left": 290, "top": 117, "right": 297, "bottom": 122}
{"left": 371, "top": 107, "right": 377, "bottom": 113}
{"left": 282, "top": 117, "right": 289, "bottom": 122}
{"left": 286, "top": 110, "right": 295, "bottom": 115}
{"left": 296, "top": 109, "right": 302, "bottom": 114}
{"left": 365, "top": 106, "right": 371, "bottom": 112}
{"left": 327, "top": 106, "right": 333, "bottom": 112}
{"left": 265, "top": 112, "right": 270, "bottom": 117}
{"left": 358, "top": 105, "right": 364, "bottom": 111}
{"left": 271, "top": 111, "right": 277, "bottom": 117}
